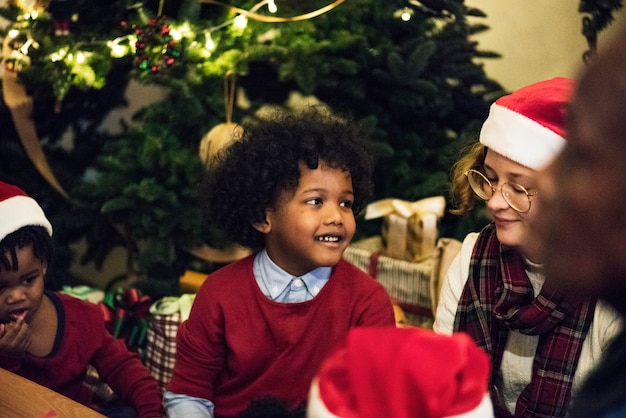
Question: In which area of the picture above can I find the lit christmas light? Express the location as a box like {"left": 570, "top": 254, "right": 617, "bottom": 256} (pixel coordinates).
{"left": 233, "top": 14, "right": 248, "bottom": 30}
{"left": 267, "top": 0, "right": 277, "bottom": 13}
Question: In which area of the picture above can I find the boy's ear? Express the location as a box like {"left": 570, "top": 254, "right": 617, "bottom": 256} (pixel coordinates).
{"left": 252, "top": 210, "right": 272, "bottom": 234}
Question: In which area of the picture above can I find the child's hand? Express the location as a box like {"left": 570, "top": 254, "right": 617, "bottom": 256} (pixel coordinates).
{"left": 0, "top": 317, "right": 32, "bottom": 357}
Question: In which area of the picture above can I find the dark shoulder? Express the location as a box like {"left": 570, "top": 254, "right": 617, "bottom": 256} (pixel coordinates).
{"left": 570, "top": 329, "right": 626, "bottom": 417}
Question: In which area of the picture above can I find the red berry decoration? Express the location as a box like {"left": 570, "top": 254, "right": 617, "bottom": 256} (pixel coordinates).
{"left": 134, "top": 15, "right": 180, "bottom": 75}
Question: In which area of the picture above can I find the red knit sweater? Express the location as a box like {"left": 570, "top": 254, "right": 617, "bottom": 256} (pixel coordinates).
{"left": 167, "top": 256, "right": 395, "bottom": 418}
{"left": 0, "top": 292, "right": 164, "bottom": 418}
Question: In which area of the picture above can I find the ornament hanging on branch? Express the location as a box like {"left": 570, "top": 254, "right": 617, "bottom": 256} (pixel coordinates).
{"left": 47, "top": 0, "right": 76, "bottom": 36}
{"left": 134, "top": 14, "right": 180, "bottom": 75}
{"left": 195, "top": 70, "right": 251, "bottom": 264}
{"left": 199, "top": 71, "right": 244, "bottom": 168}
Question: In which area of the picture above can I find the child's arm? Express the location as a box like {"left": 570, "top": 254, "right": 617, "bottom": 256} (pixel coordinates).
{"left": 93, "top": 332, "right": 165, "bottom": 418}
{"left": 356, "top": 286, "right": 397, "bottom": 327}
{"left": 165, "top": 285, "right": 226, "bottom": 414}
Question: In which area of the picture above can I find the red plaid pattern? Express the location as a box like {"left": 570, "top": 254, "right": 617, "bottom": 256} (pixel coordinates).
{"left": 455, "top": 223, "right": 595, "bottom": 417}
{"left": 145, "top": 313, "right": 181, "bottom": 392}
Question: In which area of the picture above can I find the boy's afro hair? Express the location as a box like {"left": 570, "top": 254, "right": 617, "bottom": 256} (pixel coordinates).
{"left": 200, "top": 106, "right": 374, "bottom": 251}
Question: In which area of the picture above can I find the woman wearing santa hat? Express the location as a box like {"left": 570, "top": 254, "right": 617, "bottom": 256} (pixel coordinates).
{"left": 433, "top": 78, "right": 622, "bottom": 418}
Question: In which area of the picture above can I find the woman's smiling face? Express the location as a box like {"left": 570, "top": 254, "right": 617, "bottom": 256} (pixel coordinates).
{"left": 482, "top": 149, "right": 541, "bottom": 261}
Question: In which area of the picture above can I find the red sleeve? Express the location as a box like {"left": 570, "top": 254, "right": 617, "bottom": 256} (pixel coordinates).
{"left": 68, "top": 299, "right": 165, "bottom": 418}
{"left": 166, "top": 277, "right": 225, "bottom": 400}
{"left": 338, "top": 260, "right": 396, "bottom": 327}
{"left": 356, "top": 284, "right": 396, "bottom": 327}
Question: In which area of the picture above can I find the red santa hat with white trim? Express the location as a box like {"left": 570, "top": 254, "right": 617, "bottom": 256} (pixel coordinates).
{"left": 479, "top": 77, "right": 574, "bottom": 170}
{"left": 0, "top": 181, "right": 52, "bottom": 242}
{"left": 307, "top": 327, "right": 494, "bottom": 418}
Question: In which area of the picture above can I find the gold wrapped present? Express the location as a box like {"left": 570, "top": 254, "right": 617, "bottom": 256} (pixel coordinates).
{"left": 364, "top": 196, "right": 446, "bottom": 262}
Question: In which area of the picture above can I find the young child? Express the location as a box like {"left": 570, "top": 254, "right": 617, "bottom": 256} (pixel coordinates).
{"left": 307, "top": 327, "right": 494, "bottom": 418}
{"left": 0, "top": 181, "right": 164, "bottom": 418}
{"left": 164, "top": 107, "right": 396, "bottom": 418}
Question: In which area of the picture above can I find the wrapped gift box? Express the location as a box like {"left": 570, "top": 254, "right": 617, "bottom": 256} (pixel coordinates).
{"left": 145, "top": 294, "right": 195, "bottom": 392}
{"left": 343, "top": 235, "right": 461, "bottom": 327}
{"left": 364, "top": 196, "right": 446, "bottom": 262}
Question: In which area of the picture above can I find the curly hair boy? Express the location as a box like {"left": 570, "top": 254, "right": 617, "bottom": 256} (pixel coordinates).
{"left": 164, "top": 107, "right": 395, "bottom": 418}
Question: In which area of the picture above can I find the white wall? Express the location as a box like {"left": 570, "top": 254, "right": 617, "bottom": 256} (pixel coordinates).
{"left": 470, "top": 0, "right": 626, "bottom": 91}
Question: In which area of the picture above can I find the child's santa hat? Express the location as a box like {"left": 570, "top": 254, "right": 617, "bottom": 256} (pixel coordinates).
{"left": 479, "top": 77, "right": 574, "bottom": 170}
{"left": 0, "top": 181, "right": 52, "bottom": 242}
{"left": 307, "top": 327, "right": 493, "bottom": 418}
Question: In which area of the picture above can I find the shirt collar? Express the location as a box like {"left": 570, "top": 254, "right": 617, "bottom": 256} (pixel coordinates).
{"left": 254, "top": 249, "right": 331, "bottom": 300}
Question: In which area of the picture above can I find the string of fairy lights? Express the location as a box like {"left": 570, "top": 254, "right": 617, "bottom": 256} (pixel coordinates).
{"left": 2, "top": 0, "right": 419, "bottom": 93}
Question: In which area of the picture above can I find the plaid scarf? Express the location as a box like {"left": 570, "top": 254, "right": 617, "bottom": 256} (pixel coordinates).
{"left": 454, "top": 223, "right": 595, "bottom": 418}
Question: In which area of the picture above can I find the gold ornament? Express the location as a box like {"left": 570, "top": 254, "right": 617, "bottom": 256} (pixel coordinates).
{"left": 199, "top": 71, "right": 242, "bottom": 167}
{"left": 199, "top": 122, "right": 243, "bottom": 167}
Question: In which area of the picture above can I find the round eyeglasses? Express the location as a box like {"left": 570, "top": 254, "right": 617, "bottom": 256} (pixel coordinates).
{"left": 465, "top": 169, "right": 538, "bottom": 213}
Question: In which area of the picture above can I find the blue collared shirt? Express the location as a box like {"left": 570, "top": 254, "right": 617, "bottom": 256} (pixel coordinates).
{"left": 164, "top": 250, "right": 332, "bottom": 417}
{"left": 254, "top": 248, "right": 331, "bottom": 303}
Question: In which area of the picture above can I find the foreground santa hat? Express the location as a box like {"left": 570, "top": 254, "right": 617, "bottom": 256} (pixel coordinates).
{"left": 479, "top": 77, "right": 573, "bottom": 170}
{"left": 0, "top": 181, "right": 52, "bottom": 241}
{"left": 307, "top": 327, "right": 493, "bottom": 418}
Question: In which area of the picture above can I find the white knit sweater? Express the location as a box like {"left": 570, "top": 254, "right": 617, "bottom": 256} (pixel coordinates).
{"left": 433, "top": 232, "right": 623, "bottom": 415}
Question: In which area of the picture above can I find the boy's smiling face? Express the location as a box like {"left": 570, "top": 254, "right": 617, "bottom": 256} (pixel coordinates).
{"left": 0, "top": 244, "right": 46, "bottom": 324}
{"left": 255, "top": 161, "right": 356, "bottom": 277}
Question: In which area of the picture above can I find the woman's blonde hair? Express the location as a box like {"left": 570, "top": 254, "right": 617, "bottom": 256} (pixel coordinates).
{"left": 449, "top": 142, "right": 486, "bottom": 216}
